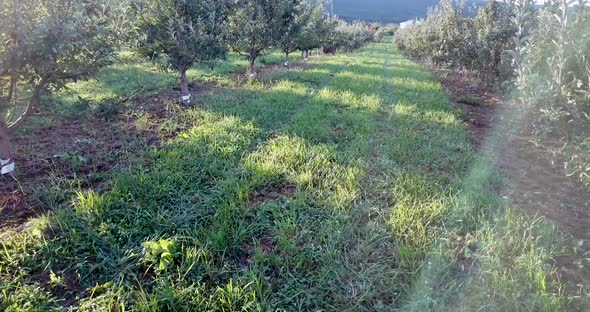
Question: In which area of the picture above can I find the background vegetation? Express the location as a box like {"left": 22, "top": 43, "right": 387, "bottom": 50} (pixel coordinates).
{"left": 396, "top": 0, "right": 590, "bottom": 187}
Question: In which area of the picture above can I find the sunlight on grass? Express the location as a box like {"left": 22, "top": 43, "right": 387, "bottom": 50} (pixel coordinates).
{"left": 1, "top": 39, "right": 584, "bottom": 311}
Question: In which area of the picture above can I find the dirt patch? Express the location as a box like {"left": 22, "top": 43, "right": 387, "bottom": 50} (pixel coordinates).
{"left": 28, "top": 269, "right": 84, "bottom": 309}
{"left": 132, "top": 83, "right": 214, "bottom": 115}
{"left": 432, "top": 68, "right": 502, "bottom": 149}
{"left": 0, "top": 191, "right": 37, "bottom": 232}
{"left": 0, "top": 81, "right": 213, "bottom": 232}
{"left": 238, "top": 237, "right": 277, "bottom": 275}
{"left": 434, "top": 67, "right": 590, "bottom": 290}
{"left": 248, "top": 183, "right": 297, "bottom": 207}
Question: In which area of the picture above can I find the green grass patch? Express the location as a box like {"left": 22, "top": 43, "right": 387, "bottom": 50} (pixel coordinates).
{"left": 456, "top": 96, "right": 482, "bottom": 106}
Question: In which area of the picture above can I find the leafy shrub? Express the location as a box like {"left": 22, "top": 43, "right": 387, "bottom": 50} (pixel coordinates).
{"left": 141, "top": 239, "right": 180, "bottom": 271}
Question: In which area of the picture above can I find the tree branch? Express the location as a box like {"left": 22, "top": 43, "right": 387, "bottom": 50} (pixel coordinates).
{"left": 7, "top": 71, "right": 17, "bottom": 104}
{"left": 7, "top": 76, "right": 50, "bottom": 133}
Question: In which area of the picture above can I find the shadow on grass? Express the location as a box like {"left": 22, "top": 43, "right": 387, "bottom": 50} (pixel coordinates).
{"left": 1, "top": 41, "right": 476, "bottom": 310}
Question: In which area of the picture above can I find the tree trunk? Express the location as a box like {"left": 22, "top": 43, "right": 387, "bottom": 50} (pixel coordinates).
{"left": 7, "top": 71, "right": 16, "bottom": 103}
{"left": 249, "top": 59, "right": 256, "bottom": 77}
{"left": 248, "top": 49, "right": 258, "bottom": 78}
{"left": 0, "top": 121, "right": 11, "bottom": 161}
{"left": 302, "top": 50, "right": 305, "bottom": 59}
{"left": 7, "top": 76, "right": 48, "bottom": 132}
{"left": 284, "top": 52, "right": 290, "bottom": 67}
{"left": 179, "top": 66, "right": 191, "bottom": 105}
{"left": 1, "top": 76, "right": 48, "bottom": 167}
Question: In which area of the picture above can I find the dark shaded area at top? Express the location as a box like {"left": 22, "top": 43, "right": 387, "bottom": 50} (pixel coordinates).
{"left": 332, "top": 0, "right": 486, "bottom": 23}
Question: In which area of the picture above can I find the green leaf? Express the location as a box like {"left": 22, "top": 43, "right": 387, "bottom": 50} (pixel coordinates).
{"left": 159, "top": 239, "right": 177, "bottom": 254}
{"left": 142, "top": 241, "right": 163, "bottom": 256}
{"left": 159, "top": 252, "right": 174, "bottom": 270}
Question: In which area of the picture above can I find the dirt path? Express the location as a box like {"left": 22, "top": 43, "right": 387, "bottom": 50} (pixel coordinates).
{"left": 433, "top": 68, "right": 590, "bottom": 290}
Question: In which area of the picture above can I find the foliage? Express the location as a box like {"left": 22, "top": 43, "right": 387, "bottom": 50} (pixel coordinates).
{"left": 396, "top": 0, "right": 471, "bottom": 67}
{"left": 395, "top": 0, "right": 515, "bottom": 81}
{"left": 228, "top": 0, "right": 300, "bottom": 75}
{"left": 372, "top": 23, "right": 399, "bottom": 42}
{"left": 0, "top": 0, "right": 116, "bottom": 130}
{"left": 381, "top": 23, "right": 399, "bottom": 36}
{"left": 294, "top": 0, "right": 334, "bottom": 55}
{"left": 512, "top": 0, "right": 590, "bottom": 186}
{"left": 325, "top": 19, "right": 376, "bottom": 53}
{"left": 395, "top": 0, "right": 589, "bottom": 186}
{"left": 474, "top": 1, "right": 516, "bottom": 80}
{"left": 141, "top": 239, "right": 179, "bottom": 271}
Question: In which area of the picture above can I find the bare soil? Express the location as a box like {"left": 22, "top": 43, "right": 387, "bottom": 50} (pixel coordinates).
{"left": 433, "top": 67, "right": 590, "bottom": 290}
{"left": 248, "top": 183, "right": 297, "bottom": 207}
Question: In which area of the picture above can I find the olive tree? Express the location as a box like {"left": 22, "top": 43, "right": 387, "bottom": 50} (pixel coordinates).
{"left": 134, "top": 0, "right": 233, "bottom": 105}
{"left": 229, "top": 0, "right": 299, "bottom": 77}
{"left": 0, "top": 0, "right": 116, "bottom": 173}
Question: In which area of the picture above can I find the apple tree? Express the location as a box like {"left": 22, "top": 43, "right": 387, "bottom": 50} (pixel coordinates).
{"left": 0, "top": 0, "right": 116, "bottom": 172}
{"left": 134, "top": 0, "right": 234, "bottom": 105}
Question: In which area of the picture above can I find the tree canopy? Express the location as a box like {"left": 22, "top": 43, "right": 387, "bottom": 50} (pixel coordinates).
{"left": 0, "top": 0, "right": 116, "bottom": 131}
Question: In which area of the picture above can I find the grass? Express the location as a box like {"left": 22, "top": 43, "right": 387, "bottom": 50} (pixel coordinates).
{"left": 1, "top": 39, "right": 587, "bottom": 311}
{"left": 456, "top": 96, "right": 482, "bottom": 106}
